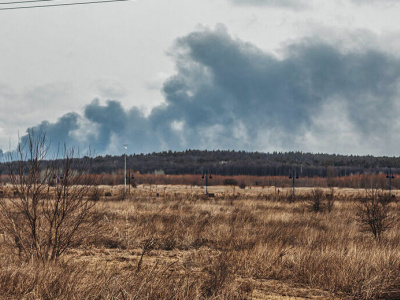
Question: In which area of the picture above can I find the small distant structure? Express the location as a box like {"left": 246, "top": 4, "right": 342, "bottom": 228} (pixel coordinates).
{"left": 202, "top": 170, "right": 212, "bottom": 196}
{"left": 387, "top": 168, "right": 395, "bottom": 198}
{"left": 289, "top": 170, "right": 299, "bottom": 197}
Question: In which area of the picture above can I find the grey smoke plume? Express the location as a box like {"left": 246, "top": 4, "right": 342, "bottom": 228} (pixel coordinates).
{"left": 16, "top": 25, "right": 400, "bottom": 155}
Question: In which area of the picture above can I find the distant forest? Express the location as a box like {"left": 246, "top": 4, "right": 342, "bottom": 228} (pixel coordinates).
{"left": 85, "top": 150, "right": 400, "bottom": 178}
{"left": 1, "top": 150, "right": 399, "bottom": 178}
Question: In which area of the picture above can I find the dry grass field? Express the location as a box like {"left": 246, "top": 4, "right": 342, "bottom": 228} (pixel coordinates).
{"left": 0, "top": 184, "right": 399, "bottom": 299}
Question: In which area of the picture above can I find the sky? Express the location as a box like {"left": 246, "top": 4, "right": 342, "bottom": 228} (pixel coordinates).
{"left": 1, "top": 0, "right": 400, "bottom": 157}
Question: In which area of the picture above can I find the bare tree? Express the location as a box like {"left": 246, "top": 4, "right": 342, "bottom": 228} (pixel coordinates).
{"left": 356, "top": 188, "right": 396, "bottom": 240}
{"left": 0, "top": 132, "right": 100, "bottom": 263}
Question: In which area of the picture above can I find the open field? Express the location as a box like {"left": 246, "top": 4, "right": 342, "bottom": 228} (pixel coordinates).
{"left": 0, "top": 184, "right": 399, "bottom": 299}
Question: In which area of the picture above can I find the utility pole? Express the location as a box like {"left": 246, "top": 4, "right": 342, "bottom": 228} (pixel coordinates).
{"left": 289, "top": 170, "right": 299, "bottom": 197}
{"left": 126, "top": 170, "right": 135, "bottom": 195}
{"left": 387, "top": 168, "right": 395, "bottom": 198}
{"left": 202, "top": 170, "right": 212, "bottom": 195}
{"left": 124, "top": 144, "right": 127, "bottom": 195}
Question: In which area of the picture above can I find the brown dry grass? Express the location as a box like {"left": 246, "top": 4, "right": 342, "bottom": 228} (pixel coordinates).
{"left": 0, "top": 185, "right": 399, "bottom": 299}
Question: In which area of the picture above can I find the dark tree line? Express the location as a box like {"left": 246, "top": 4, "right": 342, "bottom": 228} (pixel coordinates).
{"left": 51, "top": 150, "right": 400, "bottom": 177}
{"left": 1, "top": 149, "right": 399, "bottom": 177}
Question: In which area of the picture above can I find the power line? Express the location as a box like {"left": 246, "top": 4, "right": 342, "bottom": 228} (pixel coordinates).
{"left": 0, "top": 0, "right": 129, "bottom": 10}
{"left": 0, "top": 0, "right": 54, "bottom": 5}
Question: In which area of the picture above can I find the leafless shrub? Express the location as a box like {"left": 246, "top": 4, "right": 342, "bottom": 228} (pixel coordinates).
{"left": 201, "top": 253, "right": 233, "bottom": 298}
{"left": 239, "top": 182, "right": 246, "bottom": 189}
{"left": 89, "top": 186, "right": 103, "bottom": 201}
{"left": 326, "top": 187, "right": 335, "bottom": 212}
{"left": 0, "top": 132, "right": 100, "bottom": 263}
{"left": 116, "top": 187, "right": 127, "bottom": 200}
{"left": 307, "top": 188, "right": 326, "bottom": 213}
{"left": 356, "top": 189, "right": 396, "bottom": 240}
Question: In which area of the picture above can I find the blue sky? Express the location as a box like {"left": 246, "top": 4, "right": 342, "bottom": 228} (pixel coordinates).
{"left": 1, "top": 0, "right": 400, "bottom": 156}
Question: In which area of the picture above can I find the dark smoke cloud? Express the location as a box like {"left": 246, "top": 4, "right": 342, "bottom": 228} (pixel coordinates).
{"left": 21, "top": 113, "right": 80, "bottom": 151}
{"left": 14, "top": 25, "right": 400, "bottom": 155}
{"left": 83, "top": 99, "right": 156, "bottom": 153}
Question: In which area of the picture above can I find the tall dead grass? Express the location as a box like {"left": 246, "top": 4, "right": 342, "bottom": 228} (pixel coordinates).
{"left": 0, "top": 188, "right": 399, "bottom": 299}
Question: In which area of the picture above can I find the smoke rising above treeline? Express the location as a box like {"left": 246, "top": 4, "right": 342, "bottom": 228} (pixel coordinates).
{"left": 13, "top": 25, "right": 400, "bottom": 156}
